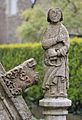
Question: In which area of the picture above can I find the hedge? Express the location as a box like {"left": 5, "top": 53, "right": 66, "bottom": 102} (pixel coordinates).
{"left": 0, "top": 38, "right": 82, "bottom": 102}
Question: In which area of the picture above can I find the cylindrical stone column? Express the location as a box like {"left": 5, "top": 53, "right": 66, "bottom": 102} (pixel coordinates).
{"left": 39, "top": 98, "right": 72, "bottom": 120}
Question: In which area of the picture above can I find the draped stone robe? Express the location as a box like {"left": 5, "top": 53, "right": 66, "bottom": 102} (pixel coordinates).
{"left": 42, "top": 22, "right": 70, "bottom": 97}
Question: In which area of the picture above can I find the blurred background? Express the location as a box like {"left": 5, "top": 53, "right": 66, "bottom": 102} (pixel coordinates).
{"left": 0, "top": 0, "right": 82, "bottom": 44}
{"left": 0, "top": 0, "right": 82, "bottom": 120}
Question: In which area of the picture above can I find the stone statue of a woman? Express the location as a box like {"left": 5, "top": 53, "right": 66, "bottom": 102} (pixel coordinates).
{"left": 42, "top": 8, "right": 70, "bottom": 98}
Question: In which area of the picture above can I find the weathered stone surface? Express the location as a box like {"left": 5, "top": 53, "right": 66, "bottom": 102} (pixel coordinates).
{"left": 39, "top": 8, "right": 71, "bottom": 120}
{"left": 40, "top": 98, "right": 72, "bottom": 120}
{"left": 40, "top": 98, "right": 72, "bottom": 108}
{"left": 42, "top": 8, "right": 70, "bottom": 98}
{"left": 2, "top": 58, "right": 38, "bottom": 97}
{"left": 0, "top": 58, "right": 38, "bottom": 120}
{"left": 0, "top": 63, "right": 6, "bottom": 75}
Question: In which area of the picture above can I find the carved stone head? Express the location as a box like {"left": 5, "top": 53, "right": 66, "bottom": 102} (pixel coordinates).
{"left": 47, "top": 8, "right": 63, "bottom": 23}
{"left": 2, "top": 58, "right": 38, "bottom": 96}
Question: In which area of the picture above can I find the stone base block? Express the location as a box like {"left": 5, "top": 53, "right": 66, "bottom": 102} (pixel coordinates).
{"left": 45, "top": 115, "right": 66, "bottom": 120}
{"left": 39, "top": 98, "right": 72, "bottom": 120}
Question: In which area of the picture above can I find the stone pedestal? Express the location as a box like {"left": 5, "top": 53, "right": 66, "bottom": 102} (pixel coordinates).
{"left": 39, "top": 98, "right": 72, "bottom": 120}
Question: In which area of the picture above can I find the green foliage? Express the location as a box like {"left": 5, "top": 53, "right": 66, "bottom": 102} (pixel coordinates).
{"left": 0, "top": 43, "right": 44, "bottom": 102}
{"left": 17, "top": 0, "right": 82, "bottom": 42}
{"left": 17, "top": 5, "right": 48, "bottom": 42}
{"left": 0, "top": 38, "right": 82, "bottom": 102}
{"left": 68, "top": 41, "right": 82, "bottom": 101}
{"left": 52, "top": 0, "right": 82, "bottom": 34}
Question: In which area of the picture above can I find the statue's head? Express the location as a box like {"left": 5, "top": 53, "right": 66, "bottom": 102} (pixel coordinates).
{"left": 2, "top": 58, "right": 38, "bottom": 96}
{"left": 47, "top": 8, "right": 63, "bottom": 23}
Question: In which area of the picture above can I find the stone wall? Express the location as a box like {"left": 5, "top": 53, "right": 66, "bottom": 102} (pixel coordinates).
{"left": 6, "top": 15, "right": 22, "bottom": 43}
{"left": 0, "top": 0, "right": 7, "bottom": 44}
{"left": 6, "top": 0, "right": 32, "bottom": 44}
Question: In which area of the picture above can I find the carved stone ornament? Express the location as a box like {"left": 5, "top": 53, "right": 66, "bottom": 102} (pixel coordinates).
{"left": 0, "top": 60, "right": 37, "bottom": 120}
{"left": 42, "top": 8, "right": 70, "bottom": 98}
{"left": 2, "top": 58, "right": 38, "bottom": 97}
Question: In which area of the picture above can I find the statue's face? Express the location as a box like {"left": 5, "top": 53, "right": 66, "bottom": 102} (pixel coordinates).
{"left": 48, "top": 8, "right": 62, "bottom": 23}
{"left": 3, "top": 58, "right": 38, "bottom": 95}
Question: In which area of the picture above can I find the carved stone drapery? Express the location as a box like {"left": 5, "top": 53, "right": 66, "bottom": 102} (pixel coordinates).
{"left": 42, "top": 8, "right": 70, "bottom": 98}
{"left": 39, "top": 8, "right": 71, "bottom": 120}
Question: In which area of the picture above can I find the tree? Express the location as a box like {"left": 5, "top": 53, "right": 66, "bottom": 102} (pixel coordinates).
{"left": 52, "top": 0, "right": 82, "bottom": 35}
{"left": 17, "top": 5, "right": 48, "bottom": 42}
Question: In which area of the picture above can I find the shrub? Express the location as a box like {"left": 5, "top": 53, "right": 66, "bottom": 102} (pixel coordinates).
{"left": 0, "top": 38, "right": 82, "bottom": 102}
{"left": 0, "top": 43, "right": 44, "bottom": 102}
{"left": 68, "top": 38, "right": 82, "bottom": 102}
